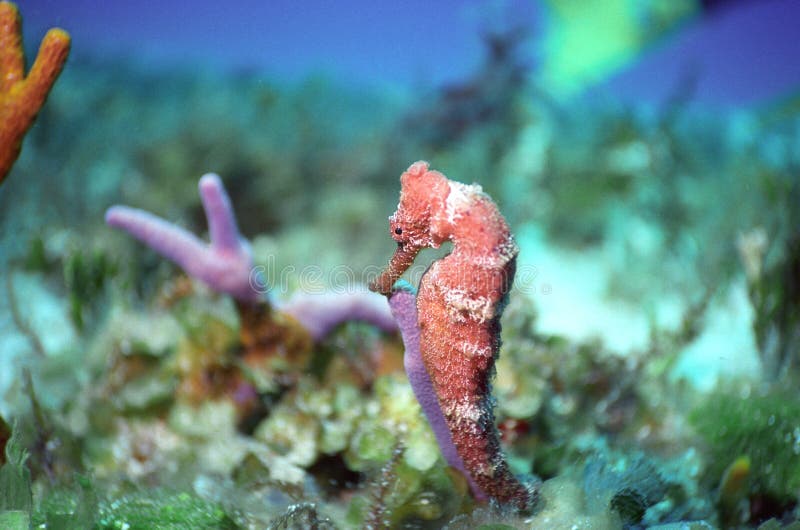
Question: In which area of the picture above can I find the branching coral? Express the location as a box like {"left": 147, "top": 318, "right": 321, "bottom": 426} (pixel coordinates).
{"left": 0, "top": 1, "right": 70, "bottom": 184}
{"left": 371, "top": 161, "right": 536, "bottom": 509}
{"left": 107, "top": 174, "right": 261, "bottom": 304}
{"left": 105, "top": 173, "right": 396, "bottom": 340}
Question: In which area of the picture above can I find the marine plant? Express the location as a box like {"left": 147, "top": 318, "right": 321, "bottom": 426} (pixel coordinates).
{"left": 0, "top": 1, "right": 70, "bottom": 184}
{"left": 745, "top": 182, "right": 800, "bottom": 381}
{"left": 690, "top": 383, "right": 800, "bottom": 524}
{"left": 371, "top": 161, "right": 536, "bottom": 509}
{"left": 0, "top": 423, "right": 51, "bottom": 529}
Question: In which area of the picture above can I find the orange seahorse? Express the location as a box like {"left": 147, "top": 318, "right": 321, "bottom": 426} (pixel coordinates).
{"left": 371, "top": 161, "right": 535, "bottom": 508}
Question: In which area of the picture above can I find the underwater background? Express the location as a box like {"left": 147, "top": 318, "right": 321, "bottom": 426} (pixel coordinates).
{"left": 1, "top": 0, "right": 800, "bottom": 528}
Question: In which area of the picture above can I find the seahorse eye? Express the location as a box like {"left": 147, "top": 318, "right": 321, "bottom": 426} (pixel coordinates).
{"left": 395, "top": 227, "right": 403, "bottom": 235}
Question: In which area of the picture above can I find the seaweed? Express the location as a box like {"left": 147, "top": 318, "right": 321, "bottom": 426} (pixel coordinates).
{"left": 63, "top": 246, "right": 118, "bottom": 332}
{"left": 0, "top": 424, "right": 33, "bottom": 518}
{"left": 691, "top": 384, "right": 800, "bottom": 524}
{"left": 748, "top": 202, "right": 800, "bottom": 380}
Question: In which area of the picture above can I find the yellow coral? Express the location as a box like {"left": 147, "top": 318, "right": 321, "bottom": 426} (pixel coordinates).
{"left": 0, "top": 1, "right": 70, "bottom": 184}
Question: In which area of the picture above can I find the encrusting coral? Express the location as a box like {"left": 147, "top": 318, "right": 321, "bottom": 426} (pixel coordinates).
{"left": 0, "top": 1, "right": 70, "bottom": 184}
{"left": 371, "top": 161, "right": 536, "bottom": 509}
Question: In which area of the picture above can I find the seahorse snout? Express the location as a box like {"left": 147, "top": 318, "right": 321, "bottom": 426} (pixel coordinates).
{"left": 369, "top": 242, "right": 422, "bottom": 295}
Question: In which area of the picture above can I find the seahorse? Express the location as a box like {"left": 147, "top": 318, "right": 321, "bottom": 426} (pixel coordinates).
{"left": 371, "top": 161, "right": 534, "bottom": 508}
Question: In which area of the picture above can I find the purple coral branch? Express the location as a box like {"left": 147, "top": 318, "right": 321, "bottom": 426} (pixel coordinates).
{"left": 388, "top": 282, "right": 487, "bottom": 502}
{"left": 106, "top": 173, "right": 261, "bottom": 304}
{"left": 199, "top": 172, "right": 243, "bottom": 254}
{"left": 105, "top": 173, "right": 396, "bottom": 339}
{"left": 282, "top": 290, "right": 398, "bottom": 342}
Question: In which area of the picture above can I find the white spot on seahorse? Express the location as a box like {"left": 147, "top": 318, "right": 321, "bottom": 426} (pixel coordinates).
{"left": 445, "top": 181, "right": 482, "bottom": 224}
{"left": 444, "top": 398, "right": 483, "bottom": 428}
{"left": 458, "top": 340, "right": 492, "bottom": 358}
{"left": 444, "top": 287, "right": 494, "bottom": 323}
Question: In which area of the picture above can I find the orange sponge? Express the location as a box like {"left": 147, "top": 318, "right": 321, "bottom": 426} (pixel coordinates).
{"left": 0, "top": 1, "right": 70, "bottom": 184}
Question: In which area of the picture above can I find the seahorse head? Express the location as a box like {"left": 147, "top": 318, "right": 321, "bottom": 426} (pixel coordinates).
{"left": 390, "top": 161, "right": 451, "bottom": 249}
{"left": 370, "top": 161, "right": 451, "bottom": 294}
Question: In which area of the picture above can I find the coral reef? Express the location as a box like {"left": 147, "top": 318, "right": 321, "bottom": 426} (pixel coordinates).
{"left": 0, "top": 1, "right": 69, "bottom": 184}
{"left": 371, "top": 161, "right": 535, "bottom": 508}
{"left": 105, "top": 173, "right": 400, "bottom": 428}
{"left": 0, "top": 7, "right": 799, "bottom": 526}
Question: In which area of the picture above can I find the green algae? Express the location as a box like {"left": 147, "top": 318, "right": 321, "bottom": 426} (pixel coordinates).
{"left": 0, "top": 426, "right": 32, "bottom": 517}
{"left": 94, "top": 491, "right": 237, "bottom": 530}
{"left": 690, "top": 383, "right": 800, "bottom": 503}
{"left": 29, "top": 480, "right": 239, "bottom": 530}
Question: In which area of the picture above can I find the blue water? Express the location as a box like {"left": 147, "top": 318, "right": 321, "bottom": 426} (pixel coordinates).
{"left": 600, "top": 0, "right": 800, "bottom": 106}
{"left": 20, "top": 0, "right": 540, "bottom": 89}
{"left": 20, "top": 0, "right": 800, "bottom": 105}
